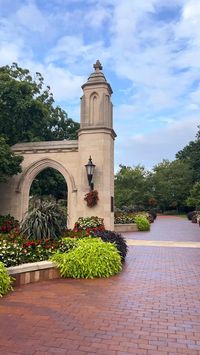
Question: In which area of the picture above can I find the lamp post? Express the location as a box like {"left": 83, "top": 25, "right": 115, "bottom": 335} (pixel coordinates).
{"left": 85, "top": 156, "right": 95, "bottom": 190}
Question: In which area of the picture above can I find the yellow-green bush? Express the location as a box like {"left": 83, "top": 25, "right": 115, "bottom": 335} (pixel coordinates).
{"left": 51, "top": 238, "right": 122, "bottom": 279}
{"left": 0, "top": 262, "right": 13, "bottom": 297}
{"left": 135, "top": 215, "right": 150, "bottom": 231}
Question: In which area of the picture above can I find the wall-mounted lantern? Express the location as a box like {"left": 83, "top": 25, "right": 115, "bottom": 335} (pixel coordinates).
{"left": 85, "top": 156, "right": 95, "bottom": 190}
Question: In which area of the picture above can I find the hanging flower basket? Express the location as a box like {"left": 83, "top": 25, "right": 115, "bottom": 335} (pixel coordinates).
{"left": 84, "top": 190, "right": 99, "bottom": 207}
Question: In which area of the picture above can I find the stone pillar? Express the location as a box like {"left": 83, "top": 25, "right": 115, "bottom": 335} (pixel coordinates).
{"left": 77, "top": 60, "right": 116, "bottom": 230}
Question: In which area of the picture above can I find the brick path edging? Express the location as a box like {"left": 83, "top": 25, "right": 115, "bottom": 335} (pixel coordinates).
{"left": 7, "top": 261, "right": 60, "bottom": 287}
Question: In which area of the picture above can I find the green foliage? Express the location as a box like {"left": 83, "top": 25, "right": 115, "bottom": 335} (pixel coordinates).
{"left": 91, "top": 230, "right": 128, "bottom": 262}
{"left": 0, "top": 261, "right": 13, "bottom": 297}
{"left": 20, "top": 202, "right": 67, "bottom": 240}
{"left": 0, "top": 62, "right": 79, "bottom": 197}
{"left": 51, "top": 238, "right": 122, "bottom": 279}
{"left": 150, "top": 159, "right": 193, "bottom": 212}
{"left": 74, "top": 216, "right": 104, "bottom": 231}
{"left": 0, "top": 136, "right": 23, "bottom": 182}
{"left": 176, "top": 126, "right": 200, "bottom": 181}
{"left": 61, "top": 238, "right": 79, "bottom": 252}
{"left": 135, "top": 215, "right": 150, "bottom": 231}
{"left": 186, "top": 182, "right": 200, "bottom": 209}
{"left": 0, "top": 63, "right": 80, "bottom": 145}
{"left": 30, "top": 168, "right": 67, "bottom": 201}
{"left": 115, "top": 165, "right": 149, "bottom": 209}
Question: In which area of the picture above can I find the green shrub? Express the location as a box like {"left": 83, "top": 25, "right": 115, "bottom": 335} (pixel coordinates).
{"left": 20, "top": 202, "right": 67, "bottom": 240}
{"left": 91, "top": 230, "right": 128, "bottom": 262}
{"left": 51, "top": 238, "right": 122, "bottom": 278}
{"left": 0, "top": 262, "right": 13, "bottom": 297}
{"left": 135, "top": 215, "right": 150, "bottom": 231}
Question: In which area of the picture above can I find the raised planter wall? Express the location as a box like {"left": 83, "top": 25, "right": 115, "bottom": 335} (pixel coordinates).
{"left": 114, "top": 223, "right": 138, "bottom": 233}
{"left": 8, "top": 261, "right": 60, "bottom": 287}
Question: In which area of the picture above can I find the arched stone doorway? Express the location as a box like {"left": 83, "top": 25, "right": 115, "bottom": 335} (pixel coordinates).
{"left": 30, "top": 167, "right": 67, "bottom": 204}
{"left": 16, "top": 158, "right": 76, "bottom": 227}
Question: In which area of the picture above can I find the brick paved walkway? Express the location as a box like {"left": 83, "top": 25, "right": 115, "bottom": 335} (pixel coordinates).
{"left": 125, "top": 216, "right": 200, "bottom": 242}
{"left": 0, "top": 217, "right": 200, "bottom": 355}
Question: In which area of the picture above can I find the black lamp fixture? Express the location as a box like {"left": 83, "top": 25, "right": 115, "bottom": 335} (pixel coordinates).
{"left": 85, "top": 156, "right": 96, "bottom": 190}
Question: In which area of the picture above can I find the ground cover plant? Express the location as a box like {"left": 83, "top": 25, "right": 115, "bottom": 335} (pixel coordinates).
{"left": 51, "top": 238, "right": 122, "bottom": 279}
{"left": 0, "top": 261, "right": 13, "bottom": 297}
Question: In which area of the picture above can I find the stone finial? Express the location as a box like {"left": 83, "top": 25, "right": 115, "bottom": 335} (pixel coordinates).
{"left": 93, "top": 60, "right": 103, "bottom": 72}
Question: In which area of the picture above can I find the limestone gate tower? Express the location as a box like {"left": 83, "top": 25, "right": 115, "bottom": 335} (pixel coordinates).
{"left": 0, "top": 61, "right": 116, "bottom": 230}
{"left": 77, "top": 60, "right": 116, "bottom": 228}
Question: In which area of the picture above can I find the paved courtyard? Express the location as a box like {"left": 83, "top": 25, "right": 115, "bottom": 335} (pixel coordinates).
{"left": 0, "top": 217, "right": 200, "bottom": 355}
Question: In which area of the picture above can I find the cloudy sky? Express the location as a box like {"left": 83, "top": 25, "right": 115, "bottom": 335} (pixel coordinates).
{"left": 0, "top": 0, "right": 199, "bottom": 169}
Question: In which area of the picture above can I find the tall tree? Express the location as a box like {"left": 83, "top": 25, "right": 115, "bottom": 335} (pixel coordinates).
{"left": 176, "top": 126, "right": 200, "bottom": 181}
{"left": 186, "top": 182, "right": 200, "bottom": 210}
{"left": 0, "top": 63, "right": 80, "bottom": 145}
{"left": 115, "top": 165, "right": 150, "bottom": 209}
{"left": 151, "top": 159, "right": 193, "bottom": 211}
{"left": 0, "top": 137, "right": 23, "bottom": 182}
{"left": 0, "top": 63, "right": 79, "bottom": 196}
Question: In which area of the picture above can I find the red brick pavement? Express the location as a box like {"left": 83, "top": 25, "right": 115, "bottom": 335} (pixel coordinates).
{"left": 0, "top": 217, "right": 200, "bottom": 355}
{"left": 125, "top": 216, "right": 200, "bottom": 242}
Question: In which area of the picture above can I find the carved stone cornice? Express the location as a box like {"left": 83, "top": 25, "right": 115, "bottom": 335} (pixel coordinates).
{"left": 11, "top": 141, "right": 78, "bottom": 154}
{"left": 78, "top": 127, "right": 117, "bottom": 140}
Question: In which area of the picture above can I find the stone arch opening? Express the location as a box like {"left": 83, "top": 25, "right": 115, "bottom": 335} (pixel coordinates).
{"left": 29, "top": 167, "right": 68, "bottom": 209}
{"left": 17, "top": 158, "right": 77, "bottom": 226}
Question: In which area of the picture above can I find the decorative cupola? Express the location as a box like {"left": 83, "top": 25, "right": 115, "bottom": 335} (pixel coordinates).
{"left": 80, "top": 60, "right": 113, "bottom": 129}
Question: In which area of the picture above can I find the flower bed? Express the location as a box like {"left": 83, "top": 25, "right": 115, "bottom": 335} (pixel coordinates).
{"left": 0, "top": 215, "right": 128, "bottom": 295}
{"left": 114, "top": 212, "right": 152, "bottom": 231}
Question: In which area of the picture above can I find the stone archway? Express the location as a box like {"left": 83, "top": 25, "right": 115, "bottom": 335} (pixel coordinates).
{"left": 0, "top": 61, "right": 116, "bottom": 230}
{"left": 17, "top": 158, "right": 77, "bottom": 226}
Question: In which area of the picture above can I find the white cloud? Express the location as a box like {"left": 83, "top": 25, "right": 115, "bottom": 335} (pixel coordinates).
{"left": 116, "top": 117, "right": 199, "bottom": 169}
{"left": 16, "top": 2, "right": 49, "bottom": 32}
{"left": 85, "top": 5, "right": 111, "bottom": 28}
{"left": 0, "top": 0, "right": 199, "bottom": 169}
